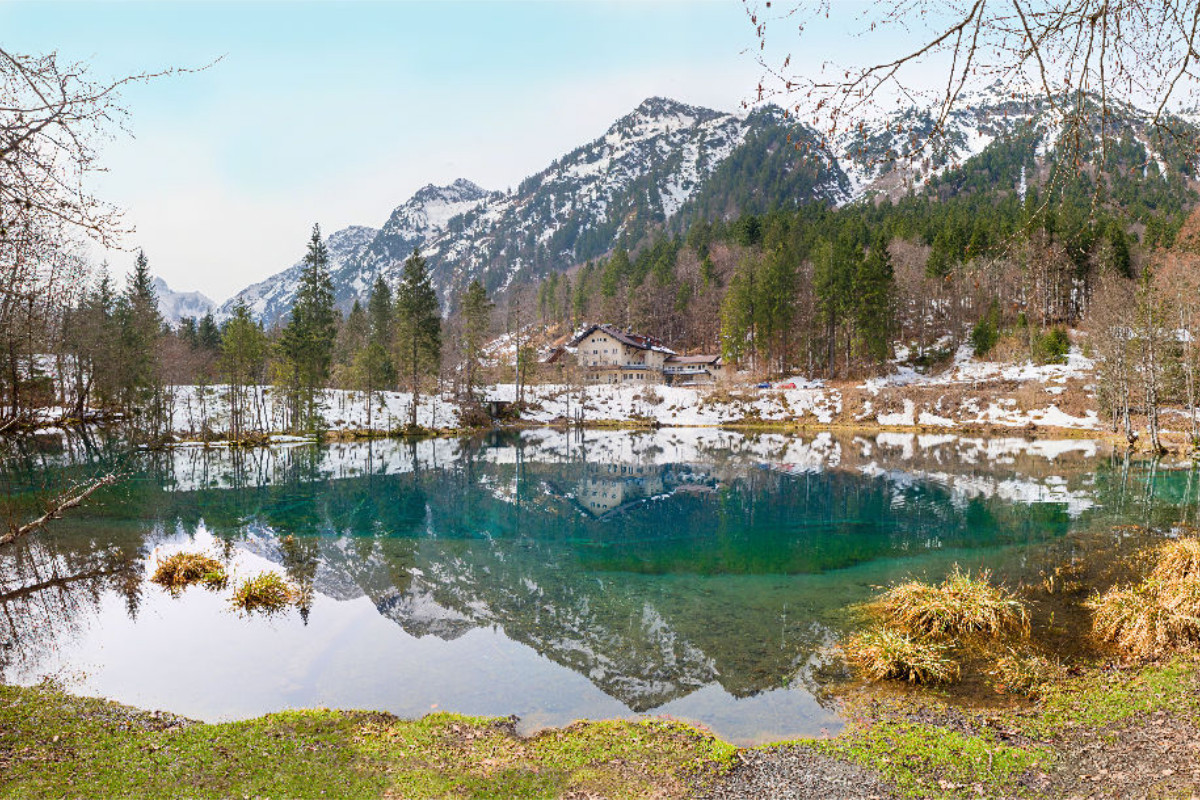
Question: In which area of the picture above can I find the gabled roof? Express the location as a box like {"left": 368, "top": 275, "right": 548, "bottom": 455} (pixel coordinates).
{"left": 665, "top": 354, "right": 722, "bottom": 365}
{"left": 568, "top": 323, "right": 676, "bottom": 355}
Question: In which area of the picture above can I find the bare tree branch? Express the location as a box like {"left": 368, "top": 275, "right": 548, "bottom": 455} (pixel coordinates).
{"left": 747, "top": 0, "right": 1200, "bottom": 182}
{"left": 0, "top": 473, "right": 118, "bottom": 547}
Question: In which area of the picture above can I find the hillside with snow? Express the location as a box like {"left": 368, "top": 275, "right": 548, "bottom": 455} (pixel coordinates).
{"left": 223, "top": 91, "right": 1200, "bottom": 325}
{"left": 154, "top": 278, "right": 214, "bottom": 325}
{"left": 217, "top": 225, "right": 379, "bottom": 324}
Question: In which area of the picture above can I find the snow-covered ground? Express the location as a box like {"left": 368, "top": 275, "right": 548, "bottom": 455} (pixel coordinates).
{"left": 150, "top": 342, "right": 1111, "bottom": 439}
{"left": 866, "top": 343, "right": 1094, "bottom": 392}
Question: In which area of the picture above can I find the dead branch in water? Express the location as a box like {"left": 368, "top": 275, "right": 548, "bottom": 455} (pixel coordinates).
{"left": 0, "top": 473, "right": 118, "bottom": 547}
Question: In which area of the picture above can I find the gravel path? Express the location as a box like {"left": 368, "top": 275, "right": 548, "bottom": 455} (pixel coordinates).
{"left": 1041, "top": 710, "right": 1200, "bottom": 799}
{"left": 696, "top": 744, "right": 897, "bottom": 800}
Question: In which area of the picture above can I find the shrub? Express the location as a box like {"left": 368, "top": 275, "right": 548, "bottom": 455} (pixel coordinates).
{"left": 1150, "top": 538, "right": 1200, "bottom": 582}
{"left": 1088, "top": 537, "right": 1200, "bottom": 659}
{"left": 1032, "top": 327, "right": 1070, "bottom": 365}
{"left": 230, "top": 571, "right": 298, "bottom": 614}
{"left": 989, "top": 650, "right": 1063, "bottom": 698}
{"left": 970, "top": 301, "right": 1002, "bottom": 357}
{"left": 970, "top": 317, "right": 999, "bottom": 358}
{"left": 870, "top": 567, "right": 1029, "bottom": 639}
{"left": 151, "top": 552, "right": 227, "bottom": 592}
{"left": 843, "top": 626, "right": 960, "bottom": 684}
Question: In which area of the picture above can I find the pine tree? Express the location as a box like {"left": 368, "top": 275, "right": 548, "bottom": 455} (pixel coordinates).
{"left": 394, "top": 248, "right": 441, "bottom": 429}
{"left": 220, "top": 299, "right": 267, "bottom": 441}
{"left": 335, "top": 300, "right": 368, "bottom": 382}
{"left": 279, "top": 224, "right": 337, "bottom": 430}
{"left": 459, "top": 279, "right": 493, "bottom": 399}
{"left": 197, "top": 312, "right": 221, "bottom": 351}
{"left": 178, "top": 317, "right": 199, "bottom": 348}
{"left": 813, "top": 235, "right": 858, "bottom": 377}
{"left": 720, "top": 258, "right": 757, "bottom": 368}
{"left": 352, "top": 277, "right": 396, "bottom": 428}
{"left": 755, "top": 246, "right": 797, "bottom": 375}
{"left": 854, "top": 235, "right": 894, "bottom": 368}
{"left": 116, "top": 250, "right": 165, "bottom": 425}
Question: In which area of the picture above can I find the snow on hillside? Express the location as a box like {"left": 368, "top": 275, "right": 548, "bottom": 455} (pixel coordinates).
{"left": 216, "top": 225, "right": 378, "bottom": 324}
{"left": 221, "top": 91, "right": 1199, "bottom": 326}
{"left": 154, "top": 278, "right": 213, "bottom": 325}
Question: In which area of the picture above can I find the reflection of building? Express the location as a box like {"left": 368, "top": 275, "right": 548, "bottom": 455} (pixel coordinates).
{"left": 557, "top": 462, "right": 716, "bottom": 520}
{"left": 554, "top": 324, "right": 727, "bottom": 385}
{"left": 577, "top": 463, "right": 668, "bottom": 517}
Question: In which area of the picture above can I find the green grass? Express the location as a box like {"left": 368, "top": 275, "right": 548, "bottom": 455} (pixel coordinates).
{"left": 0, "top": 685, "right": 737, "bottom": 799}
{"left": 1022, "top": 658, "right": 1200, "bottom": 739}
{"left": 10, "top": 660, "right": 1200, "bottom": 799}
{"left": 149, "top": 551, "right": 227, "bottom": 592}
{"left": 229, "top": 571, "right": 298, "bottom": 614}
{"left": 818, "top": 719, "right": 1049, "bottom": 799}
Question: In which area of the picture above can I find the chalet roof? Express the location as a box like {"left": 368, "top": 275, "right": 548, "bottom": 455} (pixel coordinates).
{"left": 568, "top": 323, "right": 676, "bottom": 355}
{"left": 664, "top": 354, "right": 722, "bottom": 365}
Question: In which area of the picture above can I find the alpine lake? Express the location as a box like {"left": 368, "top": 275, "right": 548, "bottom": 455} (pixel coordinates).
{"left": 2, "top": 427, "right": 1198, "bottom": 745}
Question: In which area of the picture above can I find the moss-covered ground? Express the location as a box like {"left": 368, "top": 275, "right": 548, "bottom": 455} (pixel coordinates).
{"left": 0, "top": 684, "right": 736, "bottom": 799}
{"left": 6, "top": 659, "right": 1200, "bottom": 798}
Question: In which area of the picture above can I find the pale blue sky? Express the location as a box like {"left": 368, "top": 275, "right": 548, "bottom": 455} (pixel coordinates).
{"left": 1, "top": 1, "right": 888, "bottom": 301}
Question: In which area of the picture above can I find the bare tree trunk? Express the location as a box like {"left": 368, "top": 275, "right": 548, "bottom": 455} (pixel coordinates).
{"left": 0, "top": 473, "right": 118, "bottom": 547}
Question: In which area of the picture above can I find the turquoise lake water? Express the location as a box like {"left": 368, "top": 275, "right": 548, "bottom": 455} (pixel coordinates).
{"left": 1, "top": 428, "right": 1197, "bottom": 744}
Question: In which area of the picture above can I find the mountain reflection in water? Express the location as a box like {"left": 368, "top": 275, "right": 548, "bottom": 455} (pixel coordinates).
{"left": 1, "top": 428, "right": 1196, "bottom": 744}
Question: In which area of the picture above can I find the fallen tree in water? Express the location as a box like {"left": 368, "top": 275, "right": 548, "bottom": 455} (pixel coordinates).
{"left": 0, "top": 473, "right": 118, "bottom": 547}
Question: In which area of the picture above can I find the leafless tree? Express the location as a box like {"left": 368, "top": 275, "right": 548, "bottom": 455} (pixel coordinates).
{"left": 746, "top": 2, "right": 1200, "bottom": 175}
{"left": 1, "top": 47, "right": 200, "bottom": 248}
{"left": 0, "top": 473, "right": 117, "bottom": 548}
{"left": 1134, "top": 268, "right": 1172, "bottom": 453}
{"left": 2, "top": 48, "right": 203, "bottom": 427}
{"left": 1088, "top": 271, "right": 1136, "bottom": 442}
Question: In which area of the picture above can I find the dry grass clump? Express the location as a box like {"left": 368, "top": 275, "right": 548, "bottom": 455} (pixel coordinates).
{"left": 1088, "top": 578, "right": 1200, "bottom": 659}
{"left": 871, "top": 567, "right": 1029, "bottom": 639}
{"left": 1149, "top": 538, "right": 1200, "bottom": 582}
{"left": 989, "top": 650, "right": 1063, "bottom": 698}
{"left": 843, "top": 626, "right": 960, "bottom": 685}
{"left": 150, "top": 552, "right": 227, "bottom": 592}
{"left": 845, "top": 567, "right": 1032, "bottom": 687}
{"left": 230, "top": 571, "right": 299, "bottom": 614}
{"left": 1088, "top": 537, "right": 1200, "bottom": 660}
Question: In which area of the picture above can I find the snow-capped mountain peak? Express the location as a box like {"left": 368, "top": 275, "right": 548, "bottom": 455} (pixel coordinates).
{"left": 383, "top": 178, "right": 493, "bottom": 242}
{"left": 216, "top": 224, "right": 379, "bottom": 324}
{"left": 154, "top": 277, "right": 214, "bottom": 325}
{"left": 224, "top": 92, "right": 1195, "bottom": 325}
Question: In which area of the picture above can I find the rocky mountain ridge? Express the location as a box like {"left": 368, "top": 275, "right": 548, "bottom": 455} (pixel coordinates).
{"left": 154, "top": 277, "right": 214, "bottom": 325}
{"left": 220, "top": 91, "right": 1196, "bottom": 324}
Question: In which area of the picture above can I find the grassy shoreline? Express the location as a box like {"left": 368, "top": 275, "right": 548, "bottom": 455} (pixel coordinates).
{"left": 5, "top": 655, "right": 1199, "bottom": 799}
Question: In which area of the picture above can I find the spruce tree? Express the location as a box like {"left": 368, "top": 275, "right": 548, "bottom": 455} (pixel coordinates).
{"left": 393, "top": 248, "right": 441, "bottom": 429}
{"left": 280, "top": 224, "right": 336, "bottom": 430}
{"left": 755, "top": 247, "right": 797, "bottom": 375}
{"left": 349, "top": 279, "right": 394, "bottom": 429}
{"left": 854, "top": 235, "right": 894, "bottom": 368}
{"left": 459, "top": 279, "right": 493, "bottom": 399}
{"left": 220, "top": 299, "right": 267, "bottom": 440}
{"left": 197, "top": 312, "right": 221, "bottom": 351}
{"left": 116, "top": 250, "right": 165, "bottom": 424}
{"left": 366, "top": 275, "right": 396, "bottom": 386}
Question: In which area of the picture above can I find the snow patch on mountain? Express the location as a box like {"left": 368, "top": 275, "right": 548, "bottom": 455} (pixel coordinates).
{"left": 154, "top": 278, "right": 214, "bottom": 325}
{"left": 216, "top": 225, "right": 378, "bottom": 324}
